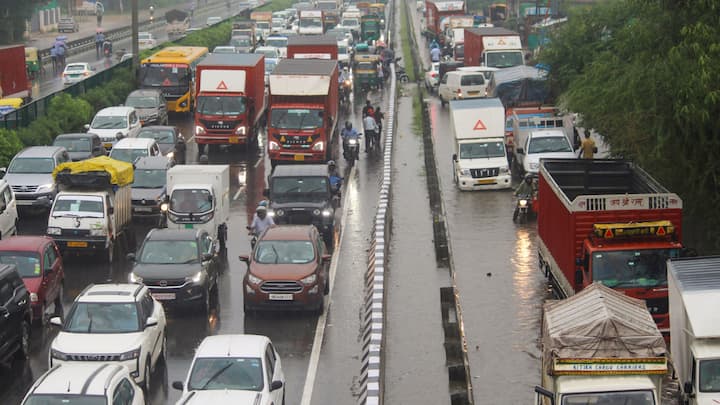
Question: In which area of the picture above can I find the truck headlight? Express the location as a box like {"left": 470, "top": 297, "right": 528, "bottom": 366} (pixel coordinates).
{"left": 195, "top": 125, "right": 206, "bottom": 135}
{"left": 186, "top": 271, "right": 205, "bottom": 284}
{"left": 235, "top": 126, "right": 246, "bottom": 135}
{"left": 312, "top": 141, "right": 324, "bottom": 151}
{"left": 47, "top": 227, "right": 61, "bottom": 236}
{"left": 50, "top": 348, "right": 69, "bottom": 361}
{"left": 129, "top": 272, "right": 143, "bottom": 284}
{"left": 269, "top": 141, "right": 280, "bottom": 150}
{"left": 322, "top": 209, "right": 331, "bottom": 217}
{"left": 529, "top": 162, "right": 539, "bottom": 170}
{"left": 166, "top": 151, "right": 174, "bottom": 160}
{"left": 160, "top": 202, "right": 168, "bottom": 212}
{"left": 36, "top": 183, "right": 54, "bottom": 193}
{"left": 459, "top": 169, "right": 470, "bottom": 176}
{"left": 118, "top": 348, "right": 141, "bottom": 361}
{"left": 300, "top": 273, "right": 317, "bottom": 285}
{"left": 247, "top": 273, "right": 262, "bottom": 285}
{"left": 89, "top": 228, "right": 107, "bottom": 236}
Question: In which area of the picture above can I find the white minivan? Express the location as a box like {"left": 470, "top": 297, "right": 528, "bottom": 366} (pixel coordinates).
{"left": 439, "top": 69, "right": 496, "bottom": 107}
{"left": 85, "top": 106, "right": 142, "bottom": 151}
{"left": 0, "top": 180, "right": 18, "bottom": 239}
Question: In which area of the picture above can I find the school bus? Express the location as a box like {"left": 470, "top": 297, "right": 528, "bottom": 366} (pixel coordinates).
{"left": 139, "top": 46, "right": 209, "bottom": 113}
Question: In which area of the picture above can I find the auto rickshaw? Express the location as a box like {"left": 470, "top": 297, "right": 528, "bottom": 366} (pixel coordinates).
{"left": 25, "top": 47, "right": 40, "bottom": 79}
{"left": 353, "top": 54, "right": 381, "bottom": 91}
{"left": 361, "top": 15, "right": 380, "bottom": 42}
{"left": 369, "top": 4, "right": 386, "bottom": 28}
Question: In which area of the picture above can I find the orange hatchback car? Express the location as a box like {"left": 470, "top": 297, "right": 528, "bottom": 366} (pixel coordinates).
{"left": 240, "top": 225, "right": 330, "bottom": 316}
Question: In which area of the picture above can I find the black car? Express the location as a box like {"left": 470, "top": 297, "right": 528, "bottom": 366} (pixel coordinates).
{"left": 266, "top": 164, "right": 337, "bottom": 247}
{"left": 0, "top": 264, "right": 32, "bottom": 365}
{"left": 124, "top": 89, "right": 169, "bottom": 126}
{"left": 131, "top": 156, "right": 173, "bottom": 223}
{"left": 128, "top": 229, "right": 219, "bottom": 314}
{"left": 52, "top": 133, "right": 105, "bottom": 161}
{"left": 137, "top": 126, "right": 186, "bottom": 164}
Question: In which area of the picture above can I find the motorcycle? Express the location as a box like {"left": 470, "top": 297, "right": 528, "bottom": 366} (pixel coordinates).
{"left": 102, "top": 41, "right": 112, "bottom": 59}
{"left": 340, "top": 80, "right": 352, "bottom": 104}
{"left": 394, "top": 57, "right": 409, "bottom": 82}
{"left": 344, "top": 137, "right": 360, "bottom": 166}
{"left": 513, "top": 194, "right": 533, "bottom": 224}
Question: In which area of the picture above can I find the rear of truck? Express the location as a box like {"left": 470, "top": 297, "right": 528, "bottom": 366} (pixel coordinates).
{"left": 287, "top": 35, "right": 339, "bottom": 60}
{"left": 537, "top": 159, "right": 683, "bottom": 334}
{"left": 268, "top": 59, "right": 338, "bottom": 165}
{"left": 0, "top": 45, "right": 31, "bottom": 100}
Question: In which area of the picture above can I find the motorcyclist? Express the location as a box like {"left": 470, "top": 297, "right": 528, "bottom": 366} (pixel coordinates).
{"left": 102, "top": 39, "right": 113, "bottom": 57}
{"left": 328, "top": 160, "right": 342, "bottom": 191}
{"left": 246, "top": 205, "right": 275, "bottom": 237}
{"left": 363, "top": 113, "right": 379, "bottom": 152}
{"left": 339, "top": 66, "right": 351, "bottom": 83}
{"left": 514, "top": 174, "right": 536, "bottom": 197}
{"left": 341, "top": 121, "right": 360, "bottom": 158}
{"left": 362, "top": 99, "right": 375, "bottom": 118}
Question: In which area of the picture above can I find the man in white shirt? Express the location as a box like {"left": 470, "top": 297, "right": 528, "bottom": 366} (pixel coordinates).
{"left": 363, "top": 114, "right": 378, "bottom": 152}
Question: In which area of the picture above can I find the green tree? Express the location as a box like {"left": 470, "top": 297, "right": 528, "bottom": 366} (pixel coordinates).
{"left": 0, "top": 129, "right": 23, "bottom": 167}
{"left": 0, "top": 1, "right": 34, "bottom": 44}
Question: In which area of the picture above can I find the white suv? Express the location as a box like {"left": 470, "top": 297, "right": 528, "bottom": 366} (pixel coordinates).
{"left": 22, "top": 363, "right": 145, "bottom": 405}
{"left": 85, "top": 106, "right": 142, "bottom": 151}
{"left": 173, "top": 334, "right": 286, "bottom": 405}
{"left": 48, "top": 283, "right": 167, "bottom": 392}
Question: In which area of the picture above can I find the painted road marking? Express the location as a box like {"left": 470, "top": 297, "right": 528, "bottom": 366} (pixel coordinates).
{"left": 233, "top": 188, "right": 244, "bottom": 201}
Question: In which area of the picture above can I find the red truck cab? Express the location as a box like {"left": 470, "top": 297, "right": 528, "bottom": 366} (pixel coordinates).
{"left": 287, "top": 35, "right": 339, "bottom": 60}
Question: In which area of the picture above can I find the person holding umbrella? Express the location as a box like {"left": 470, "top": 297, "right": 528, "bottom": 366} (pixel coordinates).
{"left": 53, "top": 37, "right": 68, "bottom": 71}
{"left": 95, "top": 29, "right": 105, "bottom": 59}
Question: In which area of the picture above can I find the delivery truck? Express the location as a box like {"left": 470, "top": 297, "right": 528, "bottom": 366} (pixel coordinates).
{"left": 194, "top": 53, "right": 266, "bottom": 151}
{"left": 299, "top": 10, "right": 325, "bottom": 35}
{"left": 537, "top": 159, "right": 684, "bottom": 335}
{"left": 425, "top": 0, "right": 466, "bottom": 37}
{"left": 449, "top": 98, "right": 511, "bottom": 190}
{"left": 267, "top": 59, "right": 339, "bottom": 166}
{"left": 287, "top": 35, "right": 339, "bottom": 60}
{"left": 163, "top": 165, "right": 230, "bottom": 251}
{"left": 0, "top": 45, "right": 31, "bottom": 101}
{"left": 668, "top": 256, "right": 720, "bottom": 405}
{"left": 463, "top": 27, "right": 524, "bottom": 68}
{"left": 535, "top": 282, "right": 668, "bottom": 405}
{"left": 47, "top": 157, "right": 134, "bottom": 263}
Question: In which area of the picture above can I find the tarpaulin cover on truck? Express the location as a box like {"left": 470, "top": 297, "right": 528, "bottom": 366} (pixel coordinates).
{"left": 165, "top": 9, "right": 188, "bottom": 23}
{"left": 542, "top": 282, "right": 666, "bottom": 372}
{"left": 487, "top": 65, "right": 549, "bottom": 108}
{"left": 53, "top": 156, "right": 134, "bottom": 187}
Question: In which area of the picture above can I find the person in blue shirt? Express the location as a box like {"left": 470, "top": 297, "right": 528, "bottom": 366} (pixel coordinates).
{"left": 341, "top": 121, "right": 360, "bottom": 158}
{"left": 430, "top": 46, "right": 441, "bottom": 62}
{"left": 95, "top": 31, "right": 105, "bottom": 59}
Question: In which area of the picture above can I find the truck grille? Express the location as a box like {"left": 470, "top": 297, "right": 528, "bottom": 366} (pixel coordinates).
{"left": 278, "top": 211, "right": 313, "bottom": 225}
{"left": 280, "top": 134, "right": 312, "bottom": 146}
{"left": 68, "top": 354, "right": 121, "bottom": 361}
{"left": 11, "top": 185, "right": 38, "bottom": 193}
{"left": 645, "top": 297, "right": 668, "bottom": 315}
{"left": 470, "top": 168, "right": 499, "bottom": 178}
{"left": 200, "top": 119, "right": 239, "bottom": 132}
{"left": 260, "top": 281, "right": 303, "bottom": 294}
{"left": 60, "top": 229, "right": 90, "bottom": 237}
{"left": 145, "top": 278, "right": 187, "bottom": 288}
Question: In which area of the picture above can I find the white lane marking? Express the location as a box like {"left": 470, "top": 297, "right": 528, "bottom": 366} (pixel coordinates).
{"left": 254, "top": 157, "right": 262, "bottom": 168}
{"left": 233, "top": 188, "right": 244, "bottom": 201}
{"left": 300, "top": 164, "right": 355, "bottom": 405}
{"left": 187, "top": 135, "right": 196, "bottom": 143}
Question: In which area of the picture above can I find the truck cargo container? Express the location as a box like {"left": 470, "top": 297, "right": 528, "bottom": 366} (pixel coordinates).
{"left": 537, "top": 159, "right": 684, "bottom": 334}
{"left": 287, "top": 35, "right": 339, "bottom": 60}
{"left": 268, "top": 59, "right": 338, "bottom": 166}
{"left": 194, "top": 53, "right": 266, "bottom": 150}
{"left": 425, "top": 0, "right": 465, "bottom": 37}
{"left": 463, "top": 27, "right": 524, "bottom": 68}
{"left": 0, "top": 45, "right": 31, "bottom": 101}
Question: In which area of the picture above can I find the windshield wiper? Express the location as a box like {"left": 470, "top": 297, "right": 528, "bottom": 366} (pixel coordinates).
{"left": 200, "top": 363, "right": 234, "bottom": 390}
{"left": 271, "top": 245, "right": 279, "bottom": 264}
{"left": 87, "top": 313, "right": 93, "bottom": 333}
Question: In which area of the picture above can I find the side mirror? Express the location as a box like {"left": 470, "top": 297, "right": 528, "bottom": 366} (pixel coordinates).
{"left": 0, "top": 167, "right": 6, "bottom": 179}
{"left": 202, "top": 253, "right": 213, "bottom": 262}
{"left": 126, "top": 253, "right": 136, "bottom": 262}
{"left": 516, "top": 148, "right": 524, "bottom": 155}
{"left": 107, "top": 206, "right": 114, "bottom": 215}
{"left": 207, "top": 194, "right": 213, "bottom": 202}
{"left": 239, "top": 254, "right": 250, "bottom": 263}
{"left": 0, "top": 306, "right": 8, "bottom": 318}
{"left": 50, "top": 316, "right": 63, "bottom": 327}
{"left": 452, "top": 153, "right": 457, "bottom": 162}
{"left": 84, "top": 124, "right": 90, "bottom": 130}
{"left": 322, "top": 254, "right": 331, "bottom": 263}
{"left": 172, "top": 381, "right": 184, "bottom": 391}
{"left": 145, "top": 316, "right": 158, "bottom": 328}
{"left": 270, "top": 380, "right": 283, "bottom": 391}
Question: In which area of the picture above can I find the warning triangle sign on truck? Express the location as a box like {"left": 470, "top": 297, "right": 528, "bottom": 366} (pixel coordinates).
{"left": 216, "top": 81, "right": 228, "bottom": 90}
{"left": 473, "top": 119, "right": 487, "bottom": 130}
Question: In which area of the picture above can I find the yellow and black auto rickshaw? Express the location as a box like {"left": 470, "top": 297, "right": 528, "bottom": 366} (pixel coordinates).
{"left": 25, "top": 47, "right": 41, "bottom": 80}
{"left": 353, "top": 54, "right": 381, "bottom": 91}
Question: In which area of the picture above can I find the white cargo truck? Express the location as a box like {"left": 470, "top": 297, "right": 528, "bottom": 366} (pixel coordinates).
{"left": 163, "top": 165, "right": 230, "bottom": 250}
{"left": 511, "top": 112, "right": 574, "bottom": 175}
{"left": 535, "top": 282, "right": 668, "bottom": 405}
{"left": 450, "top": 98, "right": 511, "bottom": 190}
{"left": 668, "top": 256, "right": 720, "bottom": 405}
{"left": 47, "top": 157, "right": 134, "bottom": 263}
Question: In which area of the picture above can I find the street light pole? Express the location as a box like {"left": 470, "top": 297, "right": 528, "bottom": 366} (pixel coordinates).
{"left": 131, "top": 0, "right": 139, "bottom": 77}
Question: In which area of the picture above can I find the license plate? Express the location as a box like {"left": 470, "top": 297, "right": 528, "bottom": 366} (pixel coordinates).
{"left": 294, "top": 154, "right": 305, "bottom": 161}
{"left": 67, "top": 241, "right": 88, "bottom": 248}
{"left": 152, "top": 293, "right": 176, "bottom": 301}
{"left": 70, "top": 74, "right": 81, "bottom": 78}
{"left": 184, "top": 224, "right": 194, "bottom": 229}
{"left": 467, "top": 91, "right": 480, "bottom": 95}
{"left": 269, "top": 293, "right": 293, "bottom": 301}
{"left": 135, "top": 207, "right": 153, "bottom": 212}
{"left": 229, "top": 136, "right": 239, "bottom": 144}
{"left": 476, "top": 179, "right": 494, "bottom": 185}
{"left": 103, "top": 143, "right": 113, "bottom": 149}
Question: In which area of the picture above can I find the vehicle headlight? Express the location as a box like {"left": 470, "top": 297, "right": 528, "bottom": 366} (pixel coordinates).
{"left": 275, "top": 209, "right": 284, "bottom": 217}
{"left": 118, "top": 348, "right": 141, "bottom": 361}
{"left": 160, "top": 202, "right": 168, "bottom": 212}
{"left": 36, "top": 183, "right": 54, "bottom": 193}
{"left": 47, "top": 227, "right": 61, "bottom": 236}
{"left": 499, "top": 167, "right": 509, "bottom": 174}
{"left": 348, "top": 138, "right": 358, "bottom": 145}
{"left": 51, "top": 348, "right": 69, "bottom": 361}
{"left": 519, "top": 199, "right": 528, "bottom": 207}
{"left": 247, "top": 273, "right": 263, "bottom": 285}
{"left": 300, "top": 273, "right": 317, "bottom": 285}
{"left": 30, "top": 292, "right": 38, "bottom": 302}
{"left": 267, "top": 209, "right": 275, "bottom": 217}
{"left": 322, "top": 209, "right": 331, "bottom": 217}
{"left": 313, "top": 209, "right": 321, "bottom": 216}
{"left": 312, "top": 141, "right": 324, "bottom": 151}
{"left": 459, "top": 169, "right": 470, "bottom": 176}
{"left": 186, "top": 271, "right": 206, "bottom": 284}
{"left": 344, "top": 80, "right": 351, "bottom": 86}
{"left": 195, "top": 125, "right": 206, "bottom": 135}
{"left": 89, "top": 228, "right": 107, "bottom": 236}
{"left": 235, "top": 126, "right": 246, "bottom": 135}
{"left": 529, "top": 162, "right": 539, "bottom": 170}
{"left": 129, "top": 272, "right": 143, "bottom": 284}
{"left": 166, "top": 151, "right": 174, "bottom": 160}
{"left": 269, "top": 141, "right": 280, "bottom": 150}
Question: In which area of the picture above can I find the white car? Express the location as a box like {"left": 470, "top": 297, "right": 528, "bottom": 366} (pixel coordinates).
{"left": 62, "top": 63, "right": 94, "bottom": 86}
{"left": 138, "top": 32, "right": 157, "bottom": 50}
{"left": 438, "top": 70, "right": 489, "bottom": 106}
{"left": 173, "top": 334, "right": 285, "bottom": 405}
{"left": 0, "top": 179, "right": 18, "bottom": 238}
{"left": 85, "top": 106, "right": 142, "bottom": 151}
{"left": 207, "top": 16, "right": 222, "bottom": 26}
{"left": 21, "top": 363, "right": 145, "bottom": 405}
{"left": 516, "top": 130, "right": 576, "bottom": 174}
{"left": 265, "top": 35, "right": 288, "bottom": 58}
{"left": 424, "top": 62, "right": 440, "bottom": 92}
{"left": 49, "top": 283, "right": 167, "bottom": 392}
{"left": 109, "top": 137, "right": 162, "bottom": 164}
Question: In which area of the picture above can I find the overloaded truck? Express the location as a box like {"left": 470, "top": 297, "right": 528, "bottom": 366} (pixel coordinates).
{"left": 47, "top": 157, "right": 133, "bottom": 263}
{"left": 537, "top": 159, "right": 684, "bottom": 335}
{"left": 535, "top": 282, "right": 668, "bottom": 405}
{"left": 287, "top": 35, "right": 339, "bottom": 60}
{"left": 463, "top": 27, "right": 524, "bottom": 68}
{"left": 668, "top": 256, "right": 720, "bottom": 405}
{"left": 449, "top": 98, "right": 511, "bottom": 190}
{"left": 425, "top": 0, "right": 466, "bottom": 38}
{"left": 194, "top": 53, "right": 266, "bottom": 151}
{"left": 267, "top": 59, "right": 339, "bottom": 166}
{"left": 165, "top": 9, "right": 190, "bottom": 40}
{"left": 163, "top": 165, "right": 230, "bottom": 251}
{"left": 231, "top": 21, "right": 256, "bottom": 53}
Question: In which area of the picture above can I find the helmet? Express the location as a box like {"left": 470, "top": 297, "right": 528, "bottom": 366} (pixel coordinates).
{"left": 524, "top": 174, "right": 534, "bottom": 184}
{"left": 343, "top": 66, "right": 349, "bottom": 72}
{"left": 345, "top": 121, "right": 352, "bottom": 130}
{"left": 328, "top": 160, "right": 336, "bottom": 167}
{"left": 256, "top": 205, "right": 267, "bottom": 213}
{"left": 257, "top": 200, "right": 268, "bottom": 207}
{"left": 366, "top": 99, "right": 371, "bottom": 105}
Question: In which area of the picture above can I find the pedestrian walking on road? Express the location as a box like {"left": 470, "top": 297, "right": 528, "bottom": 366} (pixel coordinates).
{"left": 49, "top": 46, "right": 58, "bottom": 74}
{"left": 95, "top": 30, "right": 105, "bottom": 59}
{"left": 578, "top": 129, "right": 597, "bottom": 159}
{"left": 95, "top": 1, "right": 105, "bottom": 27}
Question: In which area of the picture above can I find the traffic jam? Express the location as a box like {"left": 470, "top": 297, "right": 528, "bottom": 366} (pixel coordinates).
{"left": 0, "top": 0, "right": 718, "bottom": 404}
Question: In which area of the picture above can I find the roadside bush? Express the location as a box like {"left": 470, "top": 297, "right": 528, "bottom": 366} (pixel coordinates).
{"left": 46, "top": 93, "right": 94, "bottom": 134}
{"left": 80, "top": 67, "right": 135, "bottom": 110}
{"left": 0, "top": 129, "right": 23, "bottom": 167}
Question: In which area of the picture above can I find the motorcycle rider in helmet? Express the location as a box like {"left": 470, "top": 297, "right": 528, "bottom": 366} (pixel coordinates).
{"left": 246, "top": 205, "right": 275, "bottom": 238}
{"left": 514, "top": 174, "right": 536, "bottom": 197}
{"left": 341, "top": 121, "right": 360, "bottom": 159}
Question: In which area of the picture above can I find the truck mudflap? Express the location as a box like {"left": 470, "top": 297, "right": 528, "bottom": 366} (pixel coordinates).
{"left": 538, "top": 238, "right": 575, "bottom": 299}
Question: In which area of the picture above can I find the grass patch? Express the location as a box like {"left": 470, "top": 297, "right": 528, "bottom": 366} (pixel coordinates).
{"left": 255, "top": 0, "right": 293, "bottom": 12}
{"left": 399, "top": 0, "right": 417, "bottom": 82}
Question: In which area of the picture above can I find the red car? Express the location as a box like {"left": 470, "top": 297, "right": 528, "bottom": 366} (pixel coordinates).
{"left": 0, "top": 236, "right": 64, "bottom": 324}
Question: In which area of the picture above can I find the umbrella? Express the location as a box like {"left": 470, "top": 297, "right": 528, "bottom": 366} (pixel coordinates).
{"left": 96, "top": 28, "right": 104, "bottom": 33}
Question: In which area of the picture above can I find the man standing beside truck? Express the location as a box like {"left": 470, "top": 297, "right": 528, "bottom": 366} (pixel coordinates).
{"left": 578, "top": 129, "right": 596, "bottom": 159}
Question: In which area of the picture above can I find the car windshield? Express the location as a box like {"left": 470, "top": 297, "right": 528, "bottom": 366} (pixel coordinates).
{"left": 133, "top": 169, "right": 166, "bottom": 188}
{"left": 266, "top": 38, "right": 287, "bottom": 47}
{"left": 300, "top": 17, "right": 323, "bottom": 28}
{"left": 138, "top": 129, "right": 175, "bottom": 144}
{"left": 459, "top": 141, "right": 505, "bottom": 159}
{"left": 700, "top": 359, "right": 720, "bottom": 392}
{"left": 255, "top": 49, "right": 277, "bottom": 58}
{"left": 91, "top": 115, "right": 126, "bottom": 130}
{"left": 270, "top": 176, "right": 329, "bottom": 202}
{"left": 188, "top": 357, "right": 264, "bottom": 391}
{"left": 265, "top": 60, "right": 277, "bottom": 74}
{"left": 125, "top": 95, "right": 158, "bottom": 108}
{"left": 485, "top": 51, "right": 524, "bottom": 68}
{"left": 527, "top": 136, "right": 572, "bottom": 154}
{"left": 213, "top": 47, "right": 236, "bottom": 53}
{"left": 54, "top": 137, "right": 91, "bottom": 152}
{"left": 109, "top": 148, "right": 149, "bottom": 163}
{"left": 460, "top": 74, "right": 484, "bottom": 86}
{"left": 52, "top": 195, "right": 104, "bottom": 218}
{"left": 138, "top": 33, "right": 152, "bottom": 40}
{"left": 562, "top": 390, "right": 655, "bottom": 405}
{"left": 24, "top": 395, "right": 107, "bottom": 405}
{"left": 170, "top": 189, "right": 212, "bottom": 213}
{"left": 270, "top": 108, "right": 323, "bottom": 130}
{"left": 139, "top": 240, "right": 198, "bottom": 264}
{"left": 65, "top": 64, "right": 86, "bottom": 72}
{"left": 592, "top": 248, "right": 680, "bottom": 288}
{"left": 197, "top": 96, "right": 246, "bottom": 116}
{"left": 8, "top": 157, "right": 55, "bottom": 173}
{"left": 254, "top": 240, "right": 315, "bottom": 264}
{"left": 0, "top": 252, "right": 42, "bottom": 278}
{"left": 65, "top": 302, "right": 140, "bottom": 333}
{"left": 256, "top": 22, "right": 270, "bottom": 29}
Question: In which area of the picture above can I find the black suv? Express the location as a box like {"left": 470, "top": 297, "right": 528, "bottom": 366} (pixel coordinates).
{"left": 266, "top": 164, "right": 337, "bottom": 247}
{"left": 127, "top": 229, "right": 220, "bottom": 314}
{"left": 0, "top": 264, "right": 32, "bottom": 365}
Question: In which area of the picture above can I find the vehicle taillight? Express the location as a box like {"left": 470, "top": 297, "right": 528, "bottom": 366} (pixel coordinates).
{"left": 431, "top": 73, "right": 437, "bottom": 78}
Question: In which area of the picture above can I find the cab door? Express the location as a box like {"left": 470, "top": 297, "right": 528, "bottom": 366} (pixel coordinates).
{"left": 42, "top": 243, "right": 62, "bottom": 307}
{"left": 0, "top": 185, "right": 15, "bottom": 237}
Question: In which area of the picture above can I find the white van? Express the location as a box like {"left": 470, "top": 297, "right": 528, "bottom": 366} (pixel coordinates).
{"left": 109, "top": 138, "right": 161, "bottom": 164}
{"left": 439, "top": 70, "right": 489, "bottom": 107}
{"left": 85, "top": 106, "right": 142, "bottom": 151}
{"left": 0, "top": 180, "right": 18, "bottom": 238}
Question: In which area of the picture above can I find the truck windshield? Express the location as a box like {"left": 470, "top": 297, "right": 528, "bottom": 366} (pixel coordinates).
{"left": 24, "top": 395, "right": 107, "bottom": 405}
{"left": 271, "top": 176, "right": 329, "bottom": 202}
{"left": 527, "top": 136, "right": 572, "bottom": 154}
{"left": 300, "top": 18, "right": 323, "bottom": 28}
{"left": 266, "top": 37, "right": 288, "bottom": 48}
{"left": 256, "top": 22, "right": 270, "bottom": 29}
{"left": 133, "top": 169, "right": 166, "bottom": 188}
{"left": 271, "top": 108, "right": 323, "bottom": 130}
{"left": 562, "top": 390, "right": 655, "bottom": 405}
{"left": 592, "top": 248, "right": 680, "bottom": 288}
{"left": 140, "top": 64, "right": 190, "bottom": 88}
{"left": 459, "top": 141, "right": 505, "bottom": 159}
{"left": 52, "top": 195, "right": 104, "bottom": 218}
{"left": 485, "top": 51, "right": 524, "bottom": 68}
{"left": 170, "top": 189, "right": 213, "bottom": 214}
{"left": 197, "top": 96, "right": 246, "bottom": 116}
{"left": 699, "top": 359, "right": 720, "bottom": 392}
{"left": 231, "top": 36, "right": 252, "bottom": 47}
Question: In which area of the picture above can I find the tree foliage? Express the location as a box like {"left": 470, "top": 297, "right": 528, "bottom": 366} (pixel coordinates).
{"left": 540, "top": 0, "right": 720, "bottom": 253}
